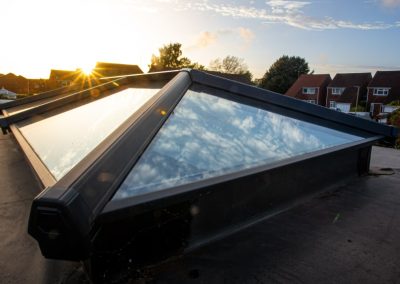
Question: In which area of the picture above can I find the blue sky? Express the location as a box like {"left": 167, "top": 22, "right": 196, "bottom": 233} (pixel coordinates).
{"left": 0, "top": 0, "right": 399, "bottom": 78}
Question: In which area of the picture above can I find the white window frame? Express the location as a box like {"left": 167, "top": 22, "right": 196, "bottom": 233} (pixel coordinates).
{"left": 304, "top": 99, "right": 316, "bottom": 104}
{"left": 329, "top": 101, "right": 336, "bottom": 109}
{"left": 331, "top": 88, "right": 344, "bottom": 95}
{"left": 302, "top": 87, "right": 316, "bottom": 95}
{"left": 373, "top": 88, "right": 389, "bottom": 96}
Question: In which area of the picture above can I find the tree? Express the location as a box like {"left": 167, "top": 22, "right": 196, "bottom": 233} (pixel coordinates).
{"left": 258, "top": 55, "right": 310, "bottom": 94}
{"left": 209, "top": 55, "right": 252, "bottom": 81}
{"left": 149, "top": 43, "right": 204, "bottom": 72}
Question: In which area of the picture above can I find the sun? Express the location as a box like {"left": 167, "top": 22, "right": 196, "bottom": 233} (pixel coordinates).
{"left": 80, "top": 63, "right": 95, "bottom": 76}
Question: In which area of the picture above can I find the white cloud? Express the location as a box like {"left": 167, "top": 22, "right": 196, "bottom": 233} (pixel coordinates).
{"left": 194, "top": 31, "right": 218, "bottom": 48}
{"left": 166, "top": 0, "right": 400, "bottom": 31}
{"left": 266, "top": 0, "right": 311, "bottom": 14}
{"left": 238, "top": 27, "right": 255, "bottom": 43}
{"left": 188, "top": 27, "right": 255, "bottom": 50}
{"left": 380, "top": 0, "right": 400, "bottom": 7}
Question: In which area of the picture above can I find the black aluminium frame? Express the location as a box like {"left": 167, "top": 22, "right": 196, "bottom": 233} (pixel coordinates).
{"left": 5, "top": 69, "right": 395, "bottom": 263}
{"left": 0, "top": 71, "right": 179, "bottom": 186}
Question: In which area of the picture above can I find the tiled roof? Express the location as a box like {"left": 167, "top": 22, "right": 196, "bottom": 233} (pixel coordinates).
{"left": 49, "top": 69, "right": 80, "bottom": 80}
{"left": 93, "top": 62, "right": 143, "bottom": 77}
{"left": 368, "top": 71, "right": 400, "bottom": 87}
{"left": 0, "top": 73, "right": 29, "bottom": 93}
{"left": 328, "top": 73, "right": 372, "bottom": 88}
{"left": 285, "top": 74, "right": 331, "bottom": 97}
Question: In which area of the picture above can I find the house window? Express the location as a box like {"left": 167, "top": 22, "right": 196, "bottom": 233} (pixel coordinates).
{"left": 304, "top": 100, "right": 316, "bottom": 104}
{"left": 61, "top": 81, "right": 71, "bottom": 87}
{"left": 329, "top": 101, "right": 336, "bottom": 108}
{"left": 373, "top": 88, "right": 389, "bottom": 96}
{"left": 303, "top": 87, "right": 316, "bottom": 95}
{"left": 331, "top": 88, "right": 344, "bottom": 95}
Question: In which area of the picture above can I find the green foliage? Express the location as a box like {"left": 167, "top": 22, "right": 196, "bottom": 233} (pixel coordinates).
{"left": 149, "top": 43, "right": 204, "bottom": 71}
{"left": 388, "top": 108, "right": 400, "bottom": 149}
{"left": 258, "top": 55, "right": 310, "bottom": 94}
{"left": 350, "top": 105, "right": 366, "bottom": 112}
{"left": 209, "top": 55, "right": 253, "bottom": 81}
{"left": 388, "top": 100, "right": 400, "bottom": 106}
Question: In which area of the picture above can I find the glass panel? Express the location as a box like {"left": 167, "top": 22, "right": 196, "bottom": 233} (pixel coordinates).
{"left": 16, "top": 87, "right": 160, "bottom": 180}
{"left": 114, "top": 86, "right": 362, "bottom": 200}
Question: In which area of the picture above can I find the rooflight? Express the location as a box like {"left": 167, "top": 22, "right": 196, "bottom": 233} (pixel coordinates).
{"left": 0, "top": 69, "right": 397, "bottom": 280}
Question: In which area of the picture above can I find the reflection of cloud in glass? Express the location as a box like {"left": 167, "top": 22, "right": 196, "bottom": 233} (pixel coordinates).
{"left": 114, "top": 88, "right": 362, "bottom": 200}
{"left": 17, "top": 88, "right": 160, "bottom": 180}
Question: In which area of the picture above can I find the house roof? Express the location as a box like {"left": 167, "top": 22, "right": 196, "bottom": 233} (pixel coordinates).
{"left": 285, "top": 74, "right": 331, "bottom": 97}
{"left": 49, "top": 69, "right": 80, "bottom": 81}
{"left": 93, "top": 62, "right": 143, "bottom": 78}
{"left": 328, "top": 73, "right": 372, "bottom": 88}
{"left": 368, "top": 71, "right": 400, "bottom": 88}
{"left": 0, "top": 73, "right": 28, "bottom": 93}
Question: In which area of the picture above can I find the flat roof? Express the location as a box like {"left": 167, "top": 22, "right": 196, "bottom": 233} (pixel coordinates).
{"left": 1, "top": 130, "right": 400, "bottom": 282}
{"left": 146, "top": 147, "right": 400, "bottom": 283}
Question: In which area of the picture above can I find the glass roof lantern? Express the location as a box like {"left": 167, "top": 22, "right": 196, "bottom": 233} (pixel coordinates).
{"left": 0, "top": 69, "right": 397, "bottom": 270}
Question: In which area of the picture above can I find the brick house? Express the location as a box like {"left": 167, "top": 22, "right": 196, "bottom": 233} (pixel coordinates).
{"left": 285, "top": 74, "right": 331, "bottom": 106}
{"left": 0, "top": 73, "right": 49, "bottom": 95}
{"left": 0, "top": 73, "right": 29, "bottom": 94}
{"left": 28, "top": 79, "right": 48, "bottom": 93}
{"left": 326, "top": 73, "right": 372, "bottom": 113}
{"left": 48, "top": 69, "right": 82, "bottom": 89}
{"left": 367, "top": 71, "right": 400, "bottom": 116}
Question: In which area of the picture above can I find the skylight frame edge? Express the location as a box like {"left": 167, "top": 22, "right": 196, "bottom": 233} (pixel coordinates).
{"left": 189, "top": 69, "right": 397, "bottom": 138}
{"left": 9, "top": 124, "right": 57, "bottom": 187}
{"left": 100, "top": 135, "right": 382, "bottom": 220}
